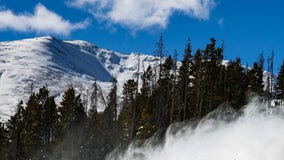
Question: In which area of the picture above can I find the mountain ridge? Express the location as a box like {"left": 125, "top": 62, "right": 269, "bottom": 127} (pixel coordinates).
{"left": 0, "top": 36, "right": 273, "bottom": 120}
{"left": 0, "top": 36, "right": 157, "bottom": 120}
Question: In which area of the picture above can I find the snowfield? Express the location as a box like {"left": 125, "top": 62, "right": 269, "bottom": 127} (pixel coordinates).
{"left": 0, "top": 36, "right": 272, "bottom": 121}
{"left": 0, "top": 36, "right": 157, "bottom": 120}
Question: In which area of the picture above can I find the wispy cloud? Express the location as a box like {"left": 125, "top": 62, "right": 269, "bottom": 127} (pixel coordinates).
{"left": 0, "top": 3, "right": 89, "bottom": 36}
{"left": 218, "top": 18, "right": 224, "bottom": 28}
{"left": 66, "top": 0, "right": 216, "bottom": 31}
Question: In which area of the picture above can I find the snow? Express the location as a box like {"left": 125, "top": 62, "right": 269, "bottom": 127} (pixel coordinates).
{"left": 106, "top": 99, "right": 284, "bottom": 160}
{"left": 0, "top": 36, "right": 156, "bottom": 120}
{"left": 0, "top": 36, "right": 273, "bottom": 121}
{"left": 66, "top": 40, "right": 159, "bottom": 101}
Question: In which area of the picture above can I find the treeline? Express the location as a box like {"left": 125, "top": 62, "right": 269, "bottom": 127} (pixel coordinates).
{"left": 1, "top": 38, "right": 284, "bottom": 160}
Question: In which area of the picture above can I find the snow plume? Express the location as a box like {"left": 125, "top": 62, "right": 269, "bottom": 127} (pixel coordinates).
{"left": 66, "top": 0, "right": 216, "bottom": 31}
{"left": 106, "top": 98, "right": 284, "bottom": 160}
{"left": 0, "top": 3, "right": 89, "bottom": 35}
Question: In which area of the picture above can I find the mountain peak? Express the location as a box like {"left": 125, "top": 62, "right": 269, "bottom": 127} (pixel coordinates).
{"left": 0, "top": 36, "right": 157, "bottom": 120}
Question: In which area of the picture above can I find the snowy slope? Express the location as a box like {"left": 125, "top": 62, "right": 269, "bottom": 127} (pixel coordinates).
{"left": 0, "top": 36, "right": 156, "bottom": 120}
{"left": 66, "top": 40, "right": 158, "bottom": 93}
{"left": 0, "top": 36, "right": 273, "bottom": 120}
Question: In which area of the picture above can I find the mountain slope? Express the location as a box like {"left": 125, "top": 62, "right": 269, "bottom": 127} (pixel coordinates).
{"left": 0, "top": 36, "right": 273, "bottom": 120}
{"left": 0, "top": 36, "right": 156, "bottom": 120}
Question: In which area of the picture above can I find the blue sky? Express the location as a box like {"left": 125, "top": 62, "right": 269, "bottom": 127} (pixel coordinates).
{"left": 0, "top": 0, "right": 283, "bottom": 73}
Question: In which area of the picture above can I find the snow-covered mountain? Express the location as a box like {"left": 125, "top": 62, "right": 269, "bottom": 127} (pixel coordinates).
{"left": 0, "top": 36, "right": 275, "bottom": 120}
{"left": 0, "top": 36, "right": 157, "bottom": 120}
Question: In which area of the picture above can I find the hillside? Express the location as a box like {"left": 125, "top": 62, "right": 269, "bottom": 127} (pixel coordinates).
{"left": 0, "top": 36, "right": 156, "bottom": 120}
{"left": 0, "top": 36, "right": 275, "bottom": 120}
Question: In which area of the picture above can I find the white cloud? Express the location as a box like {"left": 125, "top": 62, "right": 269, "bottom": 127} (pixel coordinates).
{"left": 67, "top": 0, "right": 216, "bottom": 31}
{"left": 218, "top": 18, "right": 224, "bottom": 27}
{"left": 0, "top": 4, "right": 89, "bottom": 35}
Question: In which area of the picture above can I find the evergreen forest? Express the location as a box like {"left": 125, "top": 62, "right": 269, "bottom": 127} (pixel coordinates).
{"left": 1, "top": 37, "right": 284, "bottom": 160}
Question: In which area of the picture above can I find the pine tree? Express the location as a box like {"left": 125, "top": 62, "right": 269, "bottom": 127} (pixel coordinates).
{"left": 22, "top": 93, "right": 41, "bottom": 159}
{"left": 225, "top": 58, "right": 248, "bottom": 110}
{"left": 55, "top": 87, "right": 87, "bottom": 160}
{"left": 170, "top": 50, "right": 179, "bottom": 123}
{"left": 156, "top": 33, "right": 165, "bottom": 79}
{"left": 119, "top": 79, "right": 138, "bottom": 143}
{"left": 177, "top": 38, "right": 193, "bottom": 121}
{"left": 88, "top": 112, "right": 107, "bottom": 160}
{"left": 257, "top": 53, "right": 265, "bottom": 95}
{"left": 36, "top": 86, "right": 58, "bottom": 159}
{"left": 248, "top": 54, "right": 264, "bottom": 95}
{"left": 81, "top": 81, "right": 108, "bottom": 160}
{"left": 137, "top": 66, "right": 157, "bottom": 139}
{"left": 41, "top": 96, "right": 57, "bottom": 159}
{"left": 13, "top": 86, "right": 58, "bottom": 159}
{"left": 140, "top": 65, "right": 155, "bottom": 97}
{"left": 6, "top": 101, "right": 25, "bottom": 160}
{"left": 0, "top": 118, "right": 8, "bottom": 159}
{"left": 81, "top": 83, "right": 100, "bottom": 160}
{"left": 203, "top": 38, "right": 224, "bottom": 112}
{"left": 154, "top": 55, "right": 174, "bottom": 132}
{"left": 265, "top": 51, "right": 275, "bottom": 107}
{"left": 102, "top": 79, "right": 119, "bottom": 156}
{"left": 191, "top": 49, "right": 205, "bottom": 119}
{"left": 277, "top": 60, "right": 284, "bottom": 104}
{"left": 90, "top": 82, "right": 99, "bottom": 112}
